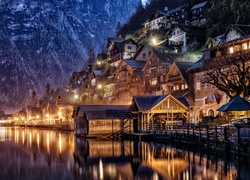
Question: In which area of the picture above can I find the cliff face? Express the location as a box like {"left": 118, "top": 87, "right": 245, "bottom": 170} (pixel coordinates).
{"left": 0, "top": 0, "right": 140, "bottom": 111}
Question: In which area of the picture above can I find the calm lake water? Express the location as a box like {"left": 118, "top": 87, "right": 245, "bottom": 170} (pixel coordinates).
{"left": 0, "top": 127, "right": 249, "bottom": 180}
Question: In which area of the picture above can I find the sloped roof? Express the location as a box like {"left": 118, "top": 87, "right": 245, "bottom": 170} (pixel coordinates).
{"left": 174, "top": 96, "right": 190, "bottom": 107}
{"left": 187, "top": 55, "right": 205, "bottom": 71}
{"left": 175, "top": 24, "right": 206, "bottom": 36}
{"left": 175, "top": 61, "right": 194, "bottom": 81}
{"left": 191, "top": 1, "right": 208, "bottom": 10}
{"left": 152, "top": 48, "right": 173, "bottom": 63}
{"left": 132, "top": 95, "right": 189, "bottom": 111}
{"left": 146, "top": 10, "right": 167, "bottom": 22}
{"left": 168, "top": 4, "right": 189, "bottom": 15}
{"left": 133, "top": 95, "right": 168, "bottom": 111}
{"left": 124, "top": 60, "right": 146, "bottom": 69}
{"left": 115, "top": 39, "right": 136, "bottom": 48}
{"left": 217, "top": 96, "right": 250, "bottom": 111}
{"left": 224, "top": 24, "right": 250, "bottom": 37}
{"left": 93, "top": 70, "right": 102, "bottom": 76}
{"left": 78, "top": 105, "right": 131, "bottom": 120}
{"left": 133, "top": 70, "right": 143, "bottom": 81}
{"left": 204, "top": 34, "right": 250, "bottom": 52}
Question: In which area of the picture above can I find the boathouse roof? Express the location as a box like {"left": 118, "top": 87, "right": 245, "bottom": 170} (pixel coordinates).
{"left": 131, "top": 94, "right": 189, "bottom": 111}
{"left": 76, "top": 105, "right": 132, "bottom": 120}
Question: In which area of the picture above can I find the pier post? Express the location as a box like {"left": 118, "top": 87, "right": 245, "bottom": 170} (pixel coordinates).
{"left": 224, "top": 126, "right": 228, "bottom": 150}
{"left": 199, "top": 124, "right": 202, "bottom": 143}
{"left": 236, "top": 126, "right": 241, "bottom": 152}
{"left": 215, "top": 126, "right": 218, "bottom": 149}
{"left": 192, "top": 124, "right": 195, "bottom": 141}
{"left": 206, "top": 125, "right": 209, "bottom": 147}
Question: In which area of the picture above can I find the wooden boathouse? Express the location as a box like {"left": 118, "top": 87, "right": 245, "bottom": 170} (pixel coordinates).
{"left": 130, "top": 94, "right": 190, "bottom": 132}
{"left": 73, "top": 105, "right": 134, "bottom": 138}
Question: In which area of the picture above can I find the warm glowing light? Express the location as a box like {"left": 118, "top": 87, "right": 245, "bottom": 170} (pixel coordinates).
{"left": 47, "top": 133, "right": 50, "bottom": 153}
{"left": 21, "top": 117, "right": 24, "bottom": 120}
{"left": 29, "top": 132, "right": 32, "bottom": 147}
{"left": 152, "top": 38, "right": 157, "bottom": 45}
{"left": 36, "top": 115, "right": 40, "bottom": 119}
{"left": 46, "top": 114, "right": 49, "bottom": 118}
{"left": 229, "top": 47, "right": 234, "bottom": 54}
{"left": 99, "top": 159, "right": 104, "bottom": 180}
{"left": 98, "top": 84, "right": 102, "bottom": 89}
{"left": 74, "top": 94, "right": 78, "bottom": 99}
{"left": 58, "top": 112, "right": 62, "bottom": 117}
{"left": 59, "top": 133, "right": 62, "bottom": 154}
{"left": 97, "top": 61, "right": 101, "bottom": 65}
{"left": 37, "top": 133, "right": 40, "bottom": 149}
{"left": 242, "top": 43, "right": 247, "bottom": 50}
{"left": 22, "top": 131, "right": 24, "bottom": 145}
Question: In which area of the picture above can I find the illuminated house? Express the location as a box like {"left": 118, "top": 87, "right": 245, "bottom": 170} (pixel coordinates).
{"left": 143, "top": 5, "right": 189, "bottom": 32}
{"left": 187, "top": 25, "right": 250, "bottom": 122}
{"left": 107, "top": 38, "right": 137, "bottom": 67}
{"left": 167, "top": 24, "right": 206, "bottom": 53}
{"left": 162, "top": 61, "right": 193, "bottom": 97}
{"left": 142, "top": 49, "right": 173, "bottom": 95}
{"left": 190, "top": 1, "right": 210, "bottom": 26}
{"left": 113, "top": 59, "right": 146, "bottom": 104}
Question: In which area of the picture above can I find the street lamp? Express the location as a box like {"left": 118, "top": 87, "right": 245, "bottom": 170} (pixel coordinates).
{"left": 152, "top": 38, "right": 157, "bottom": 45}
{"left": 74, "top": 94, "right": 79, "bottom": 104}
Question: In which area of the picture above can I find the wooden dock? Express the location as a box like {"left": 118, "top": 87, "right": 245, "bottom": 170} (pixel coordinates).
{"left": 123, "top": 124, "right": 250, "bottom": 155}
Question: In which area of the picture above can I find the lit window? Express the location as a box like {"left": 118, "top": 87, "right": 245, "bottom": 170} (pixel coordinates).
{"left": 176, "top": 85, "right": 179, "bottom": 90}
{"left": 185, "top": 84, "right": 188, "bottom": 89}
{"left": 91, "top": 79, "right": 96, "bottom": 86}
{"left": 151, "top": 79, "right": 157, "bottom": 85}
{"left": 229, "top": 47, "right": 234, "bottom": 54}
{"left": 242, "top": 43, "right": 247, "bottom": 50}
{"left": 181, "top": 84, "right": 185, "bottom": 90}
{"left": 197, "top": 82, "right": 201, "bottom": 91}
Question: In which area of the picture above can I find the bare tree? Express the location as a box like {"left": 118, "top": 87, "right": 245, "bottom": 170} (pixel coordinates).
{"left": 202, "top": 51, "right": 250, "bottom": 98}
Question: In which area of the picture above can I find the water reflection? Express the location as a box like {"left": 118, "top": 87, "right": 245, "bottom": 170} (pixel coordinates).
{"left": 0, "top": 127, "right": 249, "bottom": 180}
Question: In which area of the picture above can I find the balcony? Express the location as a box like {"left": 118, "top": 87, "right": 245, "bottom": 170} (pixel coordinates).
{"left": 206, "top": 49, "right": 250, "bottom": 66}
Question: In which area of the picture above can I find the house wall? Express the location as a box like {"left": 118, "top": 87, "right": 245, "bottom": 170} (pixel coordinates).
{"left": 169, "top": 27, "right": 187, "bottom": 53}
{"left": 89, "top": 119, "right": 121, "bottom": 135}
{"left": 75, "top": 117, "right": 88, "bottom": 136}
{"left": 226, "top": 29, "right": 241, "bottom": 42}
{"left": 190, "top": 69, "right": 228, "bottom": 122}
{"left": 135, "top": 47, "right": 152, "bottom": 61}
{"left": 148, "top": 17, "right": 164, "bottom": 30}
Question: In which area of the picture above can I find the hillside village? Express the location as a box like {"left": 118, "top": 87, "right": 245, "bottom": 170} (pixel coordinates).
{"left": 5, "top": 1, "right": 250, "bottom": 129}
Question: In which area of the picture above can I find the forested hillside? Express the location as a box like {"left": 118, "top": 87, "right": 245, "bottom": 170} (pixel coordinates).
{"left": 117, "top": 0, "right": 250, "bottom": 38}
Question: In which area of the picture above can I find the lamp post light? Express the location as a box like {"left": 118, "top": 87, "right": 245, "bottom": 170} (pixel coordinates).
{"left": 46, "top": 114, "right": 49, "bottom": 124}
{"left": 58, "top": 111, "right": 62, "bottom": 124}
{"left": 152, "top": 38, "right": 157, "bottom": 46}
{"left": 74, "top": 94, "right": 79, "bottom": 105}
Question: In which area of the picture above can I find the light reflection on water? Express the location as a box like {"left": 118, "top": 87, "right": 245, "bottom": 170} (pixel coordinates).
{"left": 0, "top": 127, "right": 248, "bottom": 180}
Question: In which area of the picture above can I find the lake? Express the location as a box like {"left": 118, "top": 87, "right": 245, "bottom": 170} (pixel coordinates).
{"left": 0, "top": 127, "right": 249, "bottom": 180}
